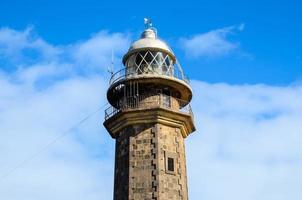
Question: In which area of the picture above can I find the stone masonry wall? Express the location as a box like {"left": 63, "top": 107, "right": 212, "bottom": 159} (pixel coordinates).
{"left": 113, "top": 123, "right": 188, "bottom": 200}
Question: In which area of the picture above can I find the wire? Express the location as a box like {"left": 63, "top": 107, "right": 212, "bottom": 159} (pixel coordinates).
{"left": 0, "top": 102, "right": 108, "bottom": 182}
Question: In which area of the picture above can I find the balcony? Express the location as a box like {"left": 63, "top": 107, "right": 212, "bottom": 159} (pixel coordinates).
{"left": 104, "top": 94, "right": 193, "bottom": 120}
{"left": 109, "top": 64, "right": 190, "bottom": 86}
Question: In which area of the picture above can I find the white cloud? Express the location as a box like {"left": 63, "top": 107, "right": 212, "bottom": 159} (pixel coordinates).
{"left": 0, "top": 73, "right": 115, "bottom": 199}
{"left": 72, "top": 31, "right": 130, "bottom": 70}
{"left": 180, "top": 24, "right": 244, "bottom": 58}
{"left": 187, "top": 81, "right": 302, "bottom": 200}
{"left": 0, "top": 27, "right": 60, "bottom": 65}
{"left": 0, "top": 27, "right": 130, "bottom": 77}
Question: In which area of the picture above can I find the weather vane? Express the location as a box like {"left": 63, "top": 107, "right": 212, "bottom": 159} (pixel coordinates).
{"left": 144, "top": 18, "right": 153, "bottom": 29}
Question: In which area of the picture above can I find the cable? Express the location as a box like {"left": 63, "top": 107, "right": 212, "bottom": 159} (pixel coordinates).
{"left": 0, "top": 102, "right": 108, "bottom": 182}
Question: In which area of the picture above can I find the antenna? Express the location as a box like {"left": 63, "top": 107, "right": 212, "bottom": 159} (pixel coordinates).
{"left": 107, "top": 49, "right": 114, "bottom": 76}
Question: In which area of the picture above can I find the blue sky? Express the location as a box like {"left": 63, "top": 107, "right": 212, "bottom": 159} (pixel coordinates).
{"left": 0, "top": 0, "right": 302, "bottom": 200}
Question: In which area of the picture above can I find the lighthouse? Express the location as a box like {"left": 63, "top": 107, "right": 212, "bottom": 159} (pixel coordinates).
{"left": 104, "top": 19, "right": 195, "bottom": 200}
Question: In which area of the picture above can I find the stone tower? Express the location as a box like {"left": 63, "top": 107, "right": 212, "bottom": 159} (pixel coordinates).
{"left": 104, "top": 20, "right": 195, "bottom": 200}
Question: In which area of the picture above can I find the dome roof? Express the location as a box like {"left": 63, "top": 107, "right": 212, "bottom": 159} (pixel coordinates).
{"left": 122, "top": 28, "right": 176, "bottom": 65}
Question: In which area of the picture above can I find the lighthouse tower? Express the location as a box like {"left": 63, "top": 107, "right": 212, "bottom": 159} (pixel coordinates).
{"left": 104, "top": 20, "right": 195, "bottom": 200}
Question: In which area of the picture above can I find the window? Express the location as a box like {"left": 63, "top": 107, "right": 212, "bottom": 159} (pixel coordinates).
{"left": 165, "top": 151, "right": 176, "bottom": 174}
{"left": 167, "top": 157, "right": 174, "bottom": 172}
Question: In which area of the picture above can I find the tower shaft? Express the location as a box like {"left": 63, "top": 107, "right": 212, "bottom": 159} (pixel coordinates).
{"left": 114, "top": 123, "right": 188, "bottom": 200}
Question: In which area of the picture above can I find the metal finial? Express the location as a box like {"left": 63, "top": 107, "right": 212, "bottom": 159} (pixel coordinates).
{"left": 144, "top": 18, "right": 153, "bottom": 29}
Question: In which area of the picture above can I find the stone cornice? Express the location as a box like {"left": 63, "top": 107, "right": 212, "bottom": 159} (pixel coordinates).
{"left": 104, "top": 107, "right": 195, "bottom": 139}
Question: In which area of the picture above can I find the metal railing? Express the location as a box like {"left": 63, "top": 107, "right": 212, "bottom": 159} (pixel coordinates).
{"left": 104, "top": 94, "right": 194, "bottom": 120}
{"left": 109, "top": 64, "right": 190, "bottom": 85}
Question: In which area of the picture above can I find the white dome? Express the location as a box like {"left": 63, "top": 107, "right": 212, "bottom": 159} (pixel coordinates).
{"left": 122, "top": 29, "right": 175, "bottom": 64}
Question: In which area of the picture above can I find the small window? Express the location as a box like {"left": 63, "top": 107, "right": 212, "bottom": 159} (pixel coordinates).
{"left": 167, "top": 157, "right": 174, "bottom": 172}
{"left": 165, "top": 151, "right": 176, "bottom": 174}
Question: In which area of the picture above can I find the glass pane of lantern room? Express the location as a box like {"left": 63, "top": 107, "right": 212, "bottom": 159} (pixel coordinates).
{"left": 153, "top": 52, "right": 164, "bottom": 74}
{"left": 135, "top": 51, "right": 152, "bottom": 74}
{"left": 164, "top": 55, "right": 172, "bottom": 75}
{"left": 162, "top": 54, "right": 169, "bottom": 75}
{"left": 126, "top": 55, "right": 136, "bottom": 77}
